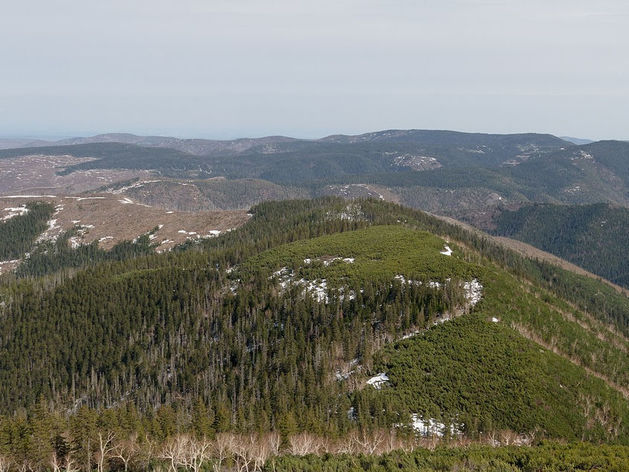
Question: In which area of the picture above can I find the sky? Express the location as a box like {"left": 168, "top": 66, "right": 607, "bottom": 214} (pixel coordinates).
{"left": 1, "top": 0, "right": 628, "bottom": 140}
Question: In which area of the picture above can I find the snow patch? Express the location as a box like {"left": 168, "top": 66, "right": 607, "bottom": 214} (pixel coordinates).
{"left": 408, "top": 414, "right": 464, "bottom": 437}
{"left": 271, "top": 267, "right": 330, "bottom": 302}
{"left": 440, "top": 245, "right": 453, "bottom": 256}
{"left": 463, "top": 279, "right": 483, "bottom": 307}
{"left": 366, "top": 372, "right": 389, "bottom": 389}
{"left": 2, "top": 195, "right": 56, "bottom": 198}
{"left": 491, "top": 317, "right": 500, "bottom": 323}
{"left": 327, "top": 203, "right": 364, "bottom": 221}
{"left": 69, "top": 237, "right": 83, "bottom": 249}
{"left": 109, "top": 180, "right": 161, "bottom": 194}
{"left": 391, "top": 154, "right": 442, "bottom": 171}
{"left": 67, "top": 196, "right": 105, "bottom": 201}
{"left": 305, "top": 256, "right": 355, "bottom": 266}
{"left": 400, "top": 330, "right": 421, "bottom": 340}
{"left": 36, "top": 218, "right": 61, "bottom": 242}
{"left": 2, "top": 206, "right": 29, "bottom": 220}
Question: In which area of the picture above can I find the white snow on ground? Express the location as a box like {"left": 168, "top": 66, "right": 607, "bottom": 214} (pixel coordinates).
{"left": 71, "top": 220, "right": 81, "bottom": 224}
{"left": 394, "top": 275, "right": 441, "bottom": 288}
{"left": 408, "top": 414, "right": 464, "bottom": 437}
{"left": 440, "top": 245, "right": 453, "bottom": 256}
{"left": 271, "top": 267, "right": 330, "bottom": 302}
{"left": 393, "top": 276, "right": 482, "bottom": 307}
{"left": 2, "top": 206, "right": 29, "bottom": 220}
{"left": 336, "top": 359, "right": 360, "bottom": 381}
{"left": 324, "top": 257, "right": 354, "bottom": 266}
{"left": 65, "top": 196, "right": 106, "bottom": 201}
{"left": 176, "top": 229, "right": 220, "bottom": 240}
{"left": 0, "top": 260, "right": 20, "bottom": 275}
{"left": 295, "top": 278, "right": 329, "bottom": 302}
{"left": 366, "top": 372, "right": 389, "bottom": 389}
{"left": 98, "top": 236, "right": 114, "bottom": 242}
{"left": 303, "top": 256, "right": 354, "bottom": 266}
{"left": 401, "top": 331, "right": 421, "bottom": 340}
{"left": 463, "top": 279, "right": 483, "bottom": 306}
{"left": 36, "top": 218, "right": 60, "bottom": 242}
{"left": 327, "top": 203, "right": 365, "bottom": 221}
{"left": 2, "top": 195, "right": 56, "bottom": 198}
{"left": 491, "top": 317, "right": 500, "bottom": 323}
{"left": 69, "top": 237, "right": 82, "bottom": 249}
{"left": 110, "top": 180, "right": 161, "bottom": 194}
{"left": 119, "top": 197, "right": 134, "bottom": 204}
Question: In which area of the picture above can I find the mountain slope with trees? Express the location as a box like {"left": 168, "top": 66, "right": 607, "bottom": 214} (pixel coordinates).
{"left": 0, "top": 196, "right": 628, "bottom": 469}
{"left": 0, "top": 199, "right": 627, "bottom": 451}
{"left": 492, "top": 202, "right": 629, "bottom": 288}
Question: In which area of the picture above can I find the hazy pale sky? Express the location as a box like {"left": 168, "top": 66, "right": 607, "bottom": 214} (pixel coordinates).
{"left": 1, "top": 0, "right": 628, "bottom": 139}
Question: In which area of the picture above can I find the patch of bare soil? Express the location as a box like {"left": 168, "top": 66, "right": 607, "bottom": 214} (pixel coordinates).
{"left": 0, "top": 154, "right": 153, "bottom": 194}
{"left": 0, "top": 194, "right": 250, "bottom": 254}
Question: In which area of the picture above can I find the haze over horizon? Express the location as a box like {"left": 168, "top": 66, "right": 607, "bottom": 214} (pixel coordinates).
{"left": 2, "top": 0, "right": 628, "bottom": 140}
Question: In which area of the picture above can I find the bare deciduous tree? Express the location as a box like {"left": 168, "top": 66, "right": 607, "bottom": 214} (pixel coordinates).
{"left": 212, "top": 433, "right": 235, "bottom": 472}
{"left": 95, "top": 431, "right": 116, "bottom": 472}
{"left": 159, "top": 436, "right": 186, "bottom": 472}
{"left": 289, "top": 433, "right": 322, "bottom": 456}
{"left": 181, "top": 436, "right": 212, "bottom": 472}
{"left": 111, "top": 435, "right": 139, "bottom": 472}
{"left": 0, "top": 455, "right": 12, "bottom": 472}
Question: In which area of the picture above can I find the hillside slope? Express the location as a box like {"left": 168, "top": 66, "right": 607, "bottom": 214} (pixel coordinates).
{"left": 491, "top": 202, "right": 629, "bottom": 289}
{"left": 0, "top": 198, "right": 627, "bottom": 446}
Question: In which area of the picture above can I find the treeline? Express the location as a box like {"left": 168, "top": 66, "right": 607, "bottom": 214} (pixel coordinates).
{"left": 0, "top": 202, "right": 54, "bottom": 260}
{"left": 1, "top": 406, "right": 627, "bottom": 472}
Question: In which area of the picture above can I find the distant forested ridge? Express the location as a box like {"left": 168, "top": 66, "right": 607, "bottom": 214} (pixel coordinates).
{"left": 492, "top": 202, "right": 629, "bottom": 288}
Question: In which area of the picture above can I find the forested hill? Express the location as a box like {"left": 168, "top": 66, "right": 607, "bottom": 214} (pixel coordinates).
{"left": 492, "top": 202, "right": 629, "bottom": 289}
{"left": 0, "top": 198, "right": 628, "bottom": 470}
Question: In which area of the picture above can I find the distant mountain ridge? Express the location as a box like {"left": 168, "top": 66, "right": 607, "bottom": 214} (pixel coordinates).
{"left": 6, "top": 132, "right": 300, "bottom": 156}
{"left": 1, "top": 129, "right": 572, "bottom": 156}
{"left": 561, "top": 136, "right": 595, "bottom": 145}
{"left": 2, "top": 129, "right": 629, "bottom": 229}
